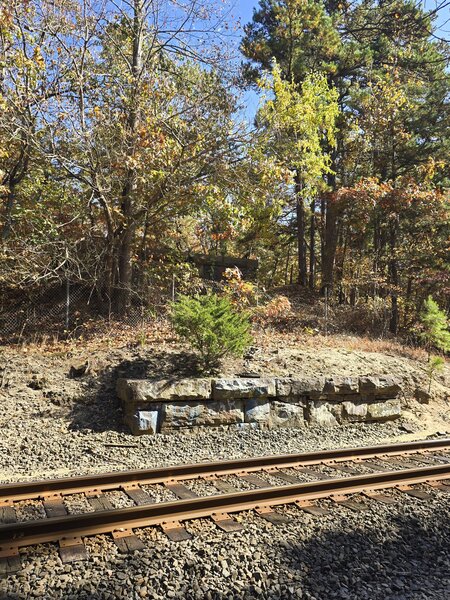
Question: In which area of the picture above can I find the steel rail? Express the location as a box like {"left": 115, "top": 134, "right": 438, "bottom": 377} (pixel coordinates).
{"left": 1, "top": 438, "right": 449, "bottom": 503}
{"left": 0, "top": 463, "right": 449, "bottom": 552}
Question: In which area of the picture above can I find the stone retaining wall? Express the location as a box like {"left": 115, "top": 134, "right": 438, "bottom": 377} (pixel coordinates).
{"left": 117, "top": 375, "right": 403, "bottom": 435}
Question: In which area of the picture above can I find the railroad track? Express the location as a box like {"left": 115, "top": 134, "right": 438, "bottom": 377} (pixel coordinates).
{"left": 1, "top": 438, "right": 450, "bottom": 575}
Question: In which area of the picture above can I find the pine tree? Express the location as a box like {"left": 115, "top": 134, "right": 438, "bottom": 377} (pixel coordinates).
{"left": 420, "top": 296, "right": 450, "bottom": 359}
{"left": 171, "top": 293, "right": 252, "bottom": 371}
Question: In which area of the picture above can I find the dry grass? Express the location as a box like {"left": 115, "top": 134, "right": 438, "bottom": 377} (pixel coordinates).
{"left": 1, "top": 306, "right": 429, "bottom": 365}
{"left": 253, "top": 329, "right": 427, "bottom": 361}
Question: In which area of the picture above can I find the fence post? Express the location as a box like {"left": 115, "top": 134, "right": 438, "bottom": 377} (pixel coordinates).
{"left": 65, "top": 248, "right": 70, "bottom": 332}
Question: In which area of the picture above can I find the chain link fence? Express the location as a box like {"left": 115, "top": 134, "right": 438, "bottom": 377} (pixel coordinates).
{"left": 0, "top": 254, "right": 259, "bottom": 343}
{"left": 0, "top": 280, "right": 162, "bottom": 343}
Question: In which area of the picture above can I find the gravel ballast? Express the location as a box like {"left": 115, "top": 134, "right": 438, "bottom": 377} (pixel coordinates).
{"left": 1, "top": 423, "right": 449, "bottom": 600}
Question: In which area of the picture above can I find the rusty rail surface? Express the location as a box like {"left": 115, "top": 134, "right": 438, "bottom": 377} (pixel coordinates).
{"left": 1, "top": 437, "right": 449, "bottom": 502}
{"left": 1, "top": 463, "right": 449, "bottom": 549}
{"left": 1, "top": 438, "right": 449, "bottom": 574}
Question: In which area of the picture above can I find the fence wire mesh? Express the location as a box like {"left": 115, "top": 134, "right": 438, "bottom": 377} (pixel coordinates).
{"left": 0, "top": 279, "right": 166, "bottom": 343}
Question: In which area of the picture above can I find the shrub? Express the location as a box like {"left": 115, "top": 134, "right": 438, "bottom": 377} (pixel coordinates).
{"left": 420, "top": 295, "right": 450, "bottom": 358}
{"left": 254, "top": 295, "right": 292, "bottom": 321}
{"left": 170, "top": 293, "right": 252, "bottom": 370}
{"left": 425, "top": 356, "right": 445, "bottom": 393}
{"left": 419, "top": 295, "right": 449, "bottom": 392}
{"left": 223, "top": 267, "right": 257, "bottom": 307}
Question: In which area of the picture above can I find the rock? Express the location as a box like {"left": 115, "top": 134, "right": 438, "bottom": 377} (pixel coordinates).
{"left": 160, "top": 400, "right": 243, "bottom": 431}
{"left": 366, "top": 399, "right": 401, "bottom": 421}
{"left": 323, "top": 377, "right": 359, "bottom": 395}
{"left": 117, "top": 378, "right": 212, "bottom": 403}
{"left": 69, "top": 361, "right": 90, "bottom": 378}
{"left": 212, "top": 378, "right": 276, "bottom": 400}
{"left": 341, "top": 400, "right": 368, "bottom": 422}
{"left": 307, "top": 401, "right": 342, "bottom": 426}
{"left": 414, "top": 387, "right": 431, "bottom": 404}
{"left": 271, "top": 401, "right": 305, "bottom": 428}
{"left": 359, "top": 376, "right": 402, "bottom": 397}
{"left": 235, "top": 372, "right": 261, "bottom": 378}
{"left": 127, "top": 409, "right": 159, "bottom": 435}
{"left": 244, "top": 399, "right": 271, "bottom": 424}
{"left": 276, "top": 377, "right": 325, "bottom": 399}
{"left": 399, "top": 423, "right": 416, "bottom": 433}
{"left": 27, "top": 374, "right": 46, "bottom": 390}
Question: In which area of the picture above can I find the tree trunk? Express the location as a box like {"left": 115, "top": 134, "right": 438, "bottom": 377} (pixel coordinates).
{"left": 321, "top": 196, "right": 339, "bottom": 295}
{"left": 320, "top": 157, "right": 338, "bottom": 296}
{"left": 309, "top": 198, "right": 315, "bottom": 290}
{"left": 284, "top": 245, "right": 291, "bottom": 285}
{"left": 1, "top": 184, "right": 16, "bottom": 241}
{"left": 295, "top": 174, "right": 307, "bottom": 286}
{"left": 389, "top": 218, "right": 399, "bottom": 335}
{"left": 115, "top": 0, "right": 143, "bottom": 315}
{"left": 117, "top": 224, "right": 134, "bottom": 315}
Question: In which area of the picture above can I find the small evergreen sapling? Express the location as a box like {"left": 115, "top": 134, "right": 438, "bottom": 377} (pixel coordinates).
{"left": 170, "top": 293, "right": 252, "bottom": 371}
{"left": 420, "top": 296, "right": 450, "bottom": 358}
{"left": 420, "top": 296, "right": 450, "bottom": 391}
{"left": 425, "top": 356, "right": 445, "bottom": 393}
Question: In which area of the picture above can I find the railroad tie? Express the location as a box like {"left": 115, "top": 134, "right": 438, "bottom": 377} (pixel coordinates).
{"left": 331, "top": 495, "right": 369, "bottom": 512}
{"left": 325, "top": 463, "right": 361, "bottom": 475}
{"left": 0, "top": 548, "right": 21, "bottom": 577}
{"left": 295, "top": 500, "right": 331, "bottom": 516}
{"left": 211, "top": 513, "right": 244, "bottom": 532}
{"left": 362, "top": 491, "right": 397, "bottom": 504}
{"left": 273, "top": 471, "right": 304, "bottom": 485}
{"left": 160, "top": 520, "right": 192, "bottom": 541}
{"left": 359, "top": 461, "right": 389, "bottom": 471}
{"left": 294, "top": 467, "right": 333, "bottom": 480}
{"left": 427, "top": 480, "right": 450, "bottom": 492}
{"left": 122, "top": 485, "right": 154, "bottom": 506}
{"left": 86, "top": 493, "right": 114, "bottom": 512}
{"left": 112, "top": 529, "right": 146, "bottom": 553}
{"left": 0, "top": 506, "right": 16, "bottom": 525}
{"left": 238, "top": 473, "right": 272, "bottom": 488}
{"left": 397, "top": 485, "right": 432, "bottom": 500}
{"left": 255, "top": 507, "right": 291, "bottom": 524}
{"left": 210, "top": 479, "right": 240, "bottom": 494}
{"left": 43, "top": 495, "right": 68, "bottom": 519}
{"left": 58, "top": 536, "right": 88, "bottom": 564}
{"left": 165, "top": 483, "right": 198, "bottom": 500}
{"left": 0, "top": 507, "right": 21, "bottom": 576}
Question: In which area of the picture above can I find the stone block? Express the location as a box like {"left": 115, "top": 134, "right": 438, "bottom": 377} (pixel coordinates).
{"left": 271, "top": 401, "right": 305, "bottom": 428}
{"left": 366, "top": 399, "right": 401, "bottom": 421}
{"left": 212, "top": 378, "right": 276, "bottom": 400}
{"left": 414, "top": 387, "right": 431, "bottom": 404}
{"left": 126, "top": 409, "right": 159, "bottom": 435}
{"left": 342, "top": 401, "right": 368, "bottom": 422}
{"left": 359, "top": 376, "right": 402, "bottom": 397}
{"left": 276, "top": 377, "right": 325, "bottom": 399}
{"left": 160, "top": 400, "right": 243, "bottom": 431}
{"left": 244, "top": 399, "right": 271, "bottom": 424}
{"left": 116, "top": 378, "right": 212, "bottom": 404}
{"left": 307, "top": 400, "right": 342, "bottom": 426}
{"left": 323, "top": 377, "right": 359, "bottom": 396}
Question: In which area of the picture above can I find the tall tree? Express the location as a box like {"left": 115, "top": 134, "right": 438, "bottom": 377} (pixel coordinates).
{"left": 241, "top": 0, "right": 449, "bottom": 294}
{"left": 6, "top": 0, "right": 242, "bottom": 314}
{"left": 257, "top": 62, "right": 339, "bottom": 287}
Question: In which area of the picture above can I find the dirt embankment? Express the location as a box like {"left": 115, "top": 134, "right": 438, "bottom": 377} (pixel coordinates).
{"left": 0, "top": 331, "right": 448, "bottom": 441}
